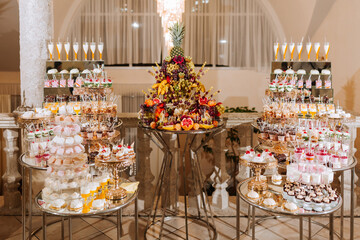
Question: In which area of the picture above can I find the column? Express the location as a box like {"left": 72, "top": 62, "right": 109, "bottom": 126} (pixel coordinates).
{"left": 19, "top": 0, "right": 53, "bottom": 106}
{"left": 211, "top": 129, "right": 230, "bottom": 209}
{"left": 135, "top": 127, "right": 155, "bottom": 211}
{"left": 2, "top": 130, "right": 21, "bottom": 210}
{"left": 162, "top": 133, "right": 179, "bottom": 211}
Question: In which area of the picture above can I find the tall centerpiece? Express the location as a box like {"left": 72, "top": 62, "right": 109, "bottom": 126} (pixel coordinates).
{"left": 139, "top": 23, "right": 225, "bottom": 131}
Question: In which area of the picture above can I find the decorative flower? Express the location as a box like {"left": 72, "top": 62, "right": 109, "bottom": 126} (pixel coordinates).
{"left": 173, "top": 56, "right": 184, "bottom": 64}
{"left": 153, "top": 98, "right": 161, "bottom": 104}
{"left": 166, "top": 76, "right": 171, "bottom": 83}
{"left": 198, "top": 97, "right": 208, "bottom": 105}
{"left": 165, "top": 56, "right": 172, "bottom": 62}
{"left": 145, "top": 99, "right": 154, "bottom": 107}
{"left": 185, "top": 56, "right": 192, "bottom": 62}
{"left": 179, "top": 72, "right": 185, "bottom": 79}
{"left": 208, "top": 100, "right": 216, "bottom": 107}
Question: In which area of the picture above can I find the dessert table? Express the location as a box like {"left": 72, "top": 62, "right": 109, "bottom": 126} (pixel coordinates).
{"left": 142, "top": 124, "right": 225, "bottom": 240}
{"left": 35, "top": 178, "right": 138, "bottom": 240}
{"left": 236, "top": 175, "right": 342, "bottom": 240}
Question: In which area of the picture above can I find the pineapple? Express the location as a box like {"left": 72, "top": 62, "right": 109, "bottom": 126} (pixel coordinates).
{"left": 169, "top": 22, "right": 185, "bottom": 58}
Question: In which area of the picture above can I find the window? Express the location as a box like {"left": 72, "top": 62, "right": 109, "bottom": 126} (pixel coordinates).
{"left": 67, "top": 0, "right": 278, "bottom": 70}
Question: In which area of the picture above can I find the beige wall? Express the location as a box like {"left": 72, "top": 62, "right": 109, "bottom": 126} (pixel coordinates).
{"left": 1, "top": 0, "right": 360, "bottom": 114}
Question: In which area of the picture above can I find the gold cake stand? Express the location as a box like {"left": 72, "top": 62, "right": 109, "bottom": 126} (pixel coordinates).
{"left": 95, "top": 156, "right": 135, "bottom": 200}
{"left": 239, "top": 157, "right": 278, "bottom": 191}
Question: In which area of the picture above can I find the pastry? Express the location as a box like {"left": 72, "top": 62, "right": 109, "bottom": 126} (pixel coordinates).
{"left": 263, "top": 198, "right": 276, "bottom": 208}
{"left": 92, "top": 199, "right": 105, "bottom": 210}
{"left": 246, "top": 189, "right": 260, "bottom": 202}
{"left": 284, "top": 202, "right": 299, "bottom": 212}
{"left": 271, "top": 174, "right": 282, "bottom": 185}
{"left": 69, "top": 199, "right": 83, "bottom": 212}
{"left": 50, "top": 199, "right": 66, "bottom": 211}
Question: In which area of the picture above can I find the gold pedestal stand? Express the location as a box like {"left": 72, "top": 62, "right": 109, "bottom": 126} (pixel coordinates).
{"left": 95, "top": 156, "right": 135, "bottom": 200}
{"left": 239, "top": 158, "right": 278, "bottom": 191}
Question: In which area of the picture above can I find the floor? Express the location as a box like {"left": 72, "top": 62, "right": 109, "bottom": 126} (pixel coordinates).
{"left": 1, "top": 197, "right": 359, "bottom": 240}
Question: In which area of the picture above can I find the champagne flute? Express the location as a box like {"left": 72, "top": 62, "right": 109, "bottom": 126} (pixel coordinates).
{"left": 83, "top": 41, "right": 89, "bottom": 60}
{"left": 273, "top": 42, "right": 279, "bottom": 61}
{"left": 297, "top": 42, "right": 303, "bottom": 61}
{"left": 56, "top": 41, "right": 62, "bottom": 60}
{"left": 289, "top": 42, "right": 295, "bottom": 61}
{"left": 306, "top": 41, "right": 312, "bottom": 61}
{"left": 314, "top": 42, "right": 320, "bottom": 61}
{"left": 48, "top": 41, "right": 54, "bottom": 60}
{"left": 90, "top": 42, "right": 96, "bottom": 60}
{"left": 73, "top": 41, "right": 79, "bottom": 60}
{"left": 64, "top": 40, "right": 70, "bottom": 61}
{"left": 73, "top": 103, "right": 81, "bottom": 116}
{"left": 324, "top": 41, "right": 330, "bottom": 61}
{"left": 98, "top": 41, "right": 104, "bottom": 60}
{"left": 281, "top": 42, "right": 288, "bottom": 61}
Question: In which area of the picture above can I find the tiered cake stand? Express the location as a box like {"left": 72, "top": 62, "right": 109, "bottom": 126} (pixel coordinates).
{"left": 142, "top": 124, "right": 225, "bottom": 240}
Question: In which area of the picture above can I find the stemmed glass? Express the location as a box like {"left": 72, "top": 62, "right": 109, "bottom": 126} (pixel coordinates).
{"left": 289, "top": 42, "right": 295, "bottom": 61}
{"left": 98, "top": 41, "right": 104, "bottom": 60}
{"left": 324, "top": 41, "right": 330, "bottom": 61}
{"left": 64, "top": 40, "right": 71, "bottom": 61}
{"left": 273, "top": 42, "right": 279, "bottom": 61}
{"left": 83, "top": 41, "right": 89, "bottom": 60}
{"left": 48, "top": 41, "right": 54, "bottom": 60}
{"left": 73, "top": 41, "right": 79, "bottom": 60}
{"left": 81, "top": 186, "right": 90, "bottom": 213}
{"left": 90, "top": 42, "right": 96, "bottom": 60}
{"left": 297, "top": 42, "right": 303, "bottom": 61}
{"left": 314, "top": 42, "right": 320, "bottom": 61}
{"left": 281, "top": 42, "right": 288, "bottom": 61}
{"left": 56, "top": 41, "right": 62, "bottom": 61}
{"left": 306, "top": 41, "right": 312, "bottom": 61}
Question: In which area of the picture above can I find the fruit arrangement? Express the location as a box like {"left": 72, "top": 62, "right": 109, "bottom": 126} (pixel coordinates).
{"left": 139, "top": 22, "right": 224, "bottom": 131}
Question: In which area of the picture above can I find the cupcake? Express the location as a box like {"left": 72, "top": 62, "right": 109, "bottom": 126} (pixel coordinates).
{"left": 287, "top": 190, "right": 295, "bottom": 202}
{"left": 329, "top": 192, "right": 338, "bottom": 208}
{"left": 303, "top": 196, "right": 313, "bottom": 211}
{"left": 284, "top": 202, "right": 299, "bottom": 212}
{"left": 295, "top": 194, "right": 305, "bottom": 207}
{"left": 312, "top": 197, "right": 324, "bottom": 212}
{"left": 322, "top": 197, "right": 332, "bottom": 211}
{"left": 246, "top": 190, "right": 260, "bottom": 202}
{"left": 263, "top": 198, "right": 276, "bottom": 209}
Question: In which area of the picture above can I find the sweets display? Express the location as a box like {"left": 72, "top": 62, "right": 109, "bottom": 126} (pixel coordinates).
{"left": 24, "top": 121, "right": 54, "bottom": 167}
{"left": 41, "top": 113, "right": 90, "bottom": 212}
{"left": 139, "top": 22, "right": 224, "bottom": 131}
{"left": 282, "top": 181, "right": 339, "bottom": 212}
{"left": 95, "top": 142, "right": 136, "bottom": 200}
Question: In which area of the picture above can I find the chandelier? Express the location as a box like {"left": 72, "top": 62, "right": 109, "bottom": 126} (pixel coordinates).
{"left": 156, "top": 0, "right": 185, "bottom": 50}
